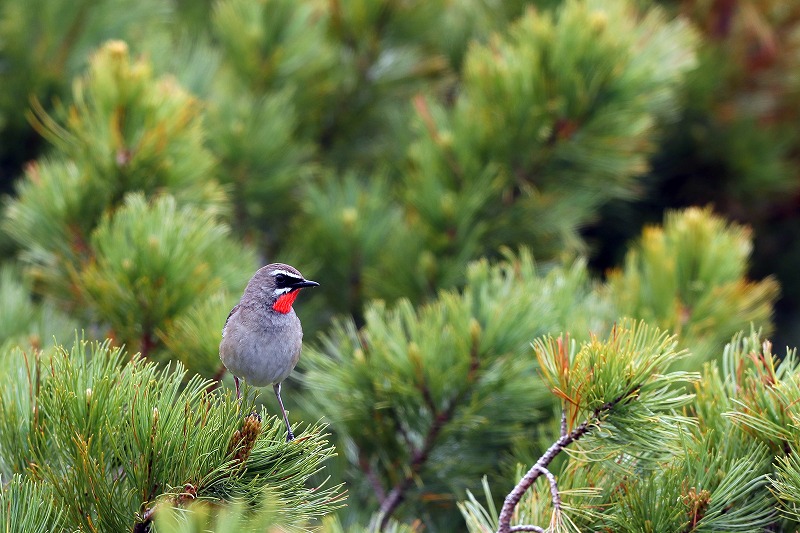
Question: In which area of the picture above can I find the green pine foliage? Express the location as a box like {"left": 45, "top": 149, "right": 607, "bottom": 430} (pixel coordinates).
{"left": 624, "top": 1, "right": 800, "bottom": 345}
{"left": 0, "top": 264, "right": 76, "bottom": 352}
{"left": 607, "top": 206, "right": 779, "bottom": 364}
{"left": 206, "top": 0, "right": 325, "bottom": 243}
{"left": 534, "top": 320, "right": 697, "bottom": 457}
{"left": 79, "top": 193, "right": 253, "bottom": 358}
{"left": 289, "top": 0, "right": 700, "bottom": 321}
{"left": 4, "top": 41, "right": 227, "bottom": 303}
{"left": 29, "top": 40, "right": 219, "bottom": 204}
{"left": 300, "top": 251, "right": 608, "bottom": 528}
{"left": 153, "top": 496, "right": 305, "bottom": 533}
{"left": 1, "top": 0, "right": 798, "bottom": 531}
{"left": 601, "top": 442, "right": 775, "bottom": 532}
{"left": 286, "top": 172, "right": 421, "bottom": 325}
{"left": 0, "top": 0, "right": 174, "bottom": 176}
{"left": 404, "top": 0, "right": 697, "bottom": 264}
{"left": 319, "top": 514, "right": 423, "bottom": 533}
{"left": 205, "top": 82, "right": 312, "bottom": 243}
{"left": 0, "top": 475, "right": 62, "bottom": 532}
{"left": 461, "top": 327, "right": 783, "bottom": 533}
{"left": 212, "top": 0, "right": 339, "bottom": 136}
{"left": 3, "top": 41, "right": 256, "bottom": 359}
{"left": 0, "top": 338, "right": 344, "bottom": 532}
{"left": 159, "top": 290, "right": 239, "bottom": 380}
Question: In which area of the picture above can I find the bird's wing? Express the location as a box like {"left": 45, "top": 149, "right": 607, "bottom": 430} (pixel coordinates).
{"left": 222, "top": 304, "right": 239, "bottom": 337}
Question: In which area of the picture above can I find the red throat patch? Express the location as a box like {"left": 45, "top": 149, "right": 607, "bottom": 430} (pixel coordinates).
{"left": 272, "top": 290, "right": 300, "bottom": 314}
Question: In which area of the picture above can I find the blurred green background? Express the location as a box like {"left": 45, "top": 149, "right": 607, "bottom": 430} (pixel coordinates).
{"left": 1, "top": 0, "right": 797, "bottom": 350}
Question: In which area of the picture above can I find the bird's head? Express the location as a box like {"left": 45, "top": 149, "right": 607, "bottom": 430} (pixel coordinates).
{"left": 245, "top": 263, "right": 319, "bottom": 314}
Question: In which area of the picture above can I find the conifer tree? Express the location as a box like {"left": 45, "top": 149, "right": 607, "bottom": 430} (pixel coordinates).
{"left": 0, "top": 0, "right": 174, "bottom": 184}
{"left": 606, "top": 206, "right": 779, "bottom": 365}
{"left": 0, "top": 338, "right": 344, "bottom": 532}
{"left": 0, "top": 0, "right": 798, "bottom": 531}
{"left": 301, "top": 207, "right": 779, "bottom": 531}
{"left": 0, "top": 265, "right": 75, "bottom": 352}
{"left": 3, "top": 41, "right": 255, "bottom": 365}
{"left": 288, "top": 0, "right": 700, "bottom": 323}
{"left": 460, "top": 328, "right": 788, "bottom": 533}
{"left": 301, "top": 251, "right": 601, "bottom": 529}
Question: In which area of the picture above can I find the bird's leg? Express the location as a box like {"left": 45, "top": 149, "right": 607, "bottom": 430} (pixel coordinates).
{"left": 234, "top": 375, "right": 241, "bottom": 399}
{"left": 274, "top": 382, "right": 295, "bottom": 441}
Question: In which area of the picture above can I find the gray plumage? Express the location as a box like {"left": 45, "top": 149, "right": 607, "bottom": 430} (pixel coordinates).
{"left": 219, "top": 263, "right": 318, "bottom": 440}
{"left": 220, "top": 301, "right": 302, "bottom": 387}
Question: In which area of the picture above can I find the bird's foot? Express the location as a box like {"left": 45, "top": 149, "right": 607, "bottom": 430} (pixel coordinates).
{"left": 286, "top": 430, "right": 295, "bottom": 442}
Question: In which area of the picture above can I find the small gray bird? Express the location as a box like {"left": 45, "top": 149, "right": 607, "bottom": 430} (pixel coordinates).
{"left": 220, "top": 263, "right": 319, "bottom": 441}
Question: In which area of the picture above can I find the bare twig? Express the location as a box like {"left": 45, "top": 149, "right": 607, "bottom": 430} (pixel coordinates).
{"left": 560, "top": 409, "right": 567, "bottom": 438}
{"left": 497, "top": 389, "right": 635, "bottom": 533}
{"left": 535, "top": 466, "right": 561, "bottom": 515}
{"left": 497, "top": 419, "right": 591, "bottom": 533}
{"left": 506, "top": 470, "right": 559, "bottom": 530}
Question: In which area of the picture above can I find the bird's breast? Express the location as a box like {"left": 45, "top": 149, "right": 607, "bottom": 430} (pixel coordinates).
{"left": 219, "top": 307, "right": 303, "bottom": 386}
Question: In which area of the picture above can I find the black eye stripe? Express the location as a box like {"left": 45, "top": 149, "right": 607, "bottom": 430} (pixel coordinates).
{"left": 273, "top": 272, "right": 302, "bottom": 288}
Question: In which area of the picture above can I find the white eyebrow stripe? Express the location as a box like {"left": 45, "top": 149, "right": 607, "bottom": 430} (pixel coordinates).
{"left": 271, "top": 269, "right": 302, "bottom": 279}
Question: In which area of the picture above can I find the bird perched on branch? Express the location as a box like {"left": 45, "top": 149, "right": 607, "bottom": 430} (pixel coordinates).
{"left": 220, "top": 263, "right": 319, "bottom": 441}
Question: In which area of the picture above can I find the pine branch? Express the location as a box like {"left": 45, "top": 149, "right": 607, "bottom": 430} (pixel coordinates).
{"left": 497, "top": 389, "right": 635, "bottom": 533}
{"left": 377, "top": 335, "right": 482, "bottom": 530}
{"left": 377, "top": 400, "right": 457, "bottom": 530}
{"left": 504, "top": 466, "right": 561, "bottom": 533}
{"left": 536, "top": 467, "right": 560, "bottom": 519}
{"left": 303, "top": 252, "right": 602, "bottom": 527}
{"left": 359, "top": 453, "right": 387, "bottom": 504}
{"left": 0, "top": 337, "right": 344, "bottom": 531}
{"left": 135, "top": 411, "right": 263, "bottom": 531}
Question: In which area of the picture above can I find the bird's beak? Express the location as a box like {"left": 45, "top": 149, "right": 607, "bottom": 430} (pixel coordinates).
{"left": 291, "top": 279, "right": 320, "bottom": 289}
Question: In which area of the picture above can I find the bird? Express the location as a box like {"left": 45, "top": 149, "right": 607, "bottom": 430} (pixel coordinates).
{"left": 220, "top": 263, "right": 319, "bottom": 441}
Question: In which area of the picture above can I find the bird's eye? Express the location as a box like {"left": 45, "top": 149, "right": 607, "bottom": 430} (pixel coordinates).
{"left": 274, "top": 273, "right": 287, "bottom": 285}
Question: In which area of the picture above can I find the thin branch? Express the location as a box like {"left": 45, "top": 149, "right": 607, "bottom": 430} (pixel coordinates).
{"left": 359, "top": 454, "right": 387, "bottom": 504}
{"left": 385, "top": 405, "right": 415, "bottom": 454}
{"left": 378, "top": 337, "right": 482, "bottom": 530}
{"left": 140, "top": 331, "right": 156, "bottom": 359}
{"left": 535, "top": 466, "right": 561, "bottom": 516}
{"left": 560, "top": 409, "right": 567, "bottom": 438}
{"left": 377, "top": 409, "right": 452, "bottom": 530}
{"left": 497, "top": 389, "right": 635, "bottom": 533}
{"left": 505, "top": 470, "right": 556, "bottom": 532}
{"left": 498, "top": 418, "right": 591, "bottom": 533}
